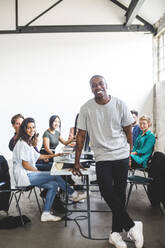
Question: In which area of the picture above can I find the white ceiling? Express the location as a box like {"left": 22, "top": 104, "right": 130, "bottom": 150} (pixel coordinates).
{"left": 121, "top": 0, "right": 165, "bottom": 25}
{"left": 0, "top": 0, "right": 164, "bottom": 32}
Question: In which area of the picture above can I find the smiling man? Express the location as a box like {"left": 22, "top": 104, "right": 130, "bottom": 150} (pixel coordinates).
{"left": 73, "top": 75, "right": 144, "bottom": 248}
{"left": 8, "top": 113, "right": 24, "bottom": 151}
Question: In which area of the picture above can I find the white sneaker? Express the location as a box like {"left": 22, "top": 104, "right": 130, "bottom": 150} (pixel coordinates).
{"left": 109, "top": 232, "right": 127, "bottom": 248}
{"left": 72, "top": 192, "right": 87, "bottom": 202}
{"left": 127, "top": 221, "right": 144, "bottom": 248}
{"left": 41, "top": 212, "right": 62, "bottom": 222}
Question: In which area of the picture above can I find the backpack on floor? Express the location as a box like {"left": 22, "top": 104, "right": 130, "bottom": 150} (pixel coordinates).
{"left": 0, "top": 215, "right": 31, "bottom": 229}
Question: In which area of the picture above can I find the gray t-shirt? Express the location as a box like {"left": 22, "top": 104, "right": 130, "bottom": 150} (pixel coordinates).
{"left": 77, "top": 96, "right": 134, "bottom": 162}
{"left": 42, "top": 129, "right": 60, "bottom": 150}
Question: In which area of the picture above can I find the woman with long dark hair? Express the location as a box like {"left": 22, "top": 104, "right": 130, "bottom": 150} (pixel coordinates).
{"left": 41, "top": 115, "right": 74, "bottom": 157}
{"left": 13, "top": 118, "right": 86, "bottom": 222}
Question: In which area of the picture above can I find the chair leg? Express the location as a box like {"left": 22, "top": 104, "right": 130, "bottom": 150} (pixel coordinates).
{"left": 8, "top": 191, "right": 14, "bottom": 208}
{"left": 159, "top": 202, "right": 165, "bottom": 216}
{"left": 126, "top": 183, "right": 134, "bottom": 209}
{"left": 27, "top": 189, "right": 33, "bottom": 199}
{"left": 16, "top": 190, "right": 23, "bottom": 203}
{"left": 33, "top": 187, "right": 42, "bottom": 214}
{"left": 142, "top": 184, "right": 148, "bottom": 195}
{"left": 143, "top": 171, "right": 147, "bottom": 178}
{"left": 12, "top": 192, "right": 25, "bottom": 226}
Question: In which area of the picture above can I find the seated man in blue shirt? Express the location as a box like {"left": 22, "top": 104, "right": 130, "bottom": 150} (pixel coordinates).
{"left": 131, "top": 110, "right": 141, "bottom": 146}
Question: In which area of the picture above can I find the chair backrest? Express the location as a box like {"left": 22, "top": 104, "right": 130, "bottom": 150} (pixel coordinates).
{"left": 148, "top": 151, "right": 165, "bottom": 178}
{"left": 146, "top": 145, "right": 155, "bottom": 168}
{"left": 0, "top": 155, "right": 10, "bottom": 186}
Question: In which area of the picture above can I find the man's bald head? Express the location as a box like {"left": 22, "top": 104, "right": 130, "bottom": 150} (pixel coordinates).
{"left": 89, "top": 75, "right": 106, "bottom": 88}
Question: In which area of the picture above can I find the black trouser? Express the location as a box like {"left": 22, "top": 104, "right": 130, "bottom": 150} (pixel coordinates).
{"left": 96, "top": 158, "right": 134, "bottom": 232}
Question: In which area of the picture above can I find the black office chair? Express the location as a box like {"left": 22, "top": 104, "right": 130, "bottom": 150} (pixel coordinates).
{"left": 0, "top": 182, "right": 42, "bottom": 225}
{"left": 129, "top": 165, "right": 149, "bottom": 178}
{"left": 14, "top": 185, "right": 42, "bottom": 213}
{"left": 126, "top": 175, "right": 153, "bottom": 209}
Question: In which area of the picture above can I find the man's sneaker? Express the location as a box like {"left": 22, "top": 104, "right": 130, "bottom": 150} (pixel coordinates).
{"left": 72, "top": 192, "right": 87, "bottom": 202}
{"left": 127, "top": 221, "right": 144, "bottom": 248}
{"left": 109, "top": 232, "right": 127, "bottom": 248}
{"left": 41, "top": 212, "right": 62, "bottom": 222}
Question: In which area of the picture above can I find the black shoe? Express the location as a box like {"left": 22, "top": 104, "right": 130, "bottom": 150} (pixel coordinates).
{"left": 73, "top": 185, "right": 84, "bottom": 191}
{"left": 90, "top": 180, "right": 98, "bottom": 185}
{"left": 40, "top": 189, "right": 48, "bottom": 198}
{"left": 52, "top": 196, "right": 68, "bottom": 214}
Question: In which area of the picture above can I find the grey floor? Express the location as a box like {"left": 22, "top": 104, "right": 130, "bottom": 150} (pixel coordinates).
{"left": 0, "top": 172, "right": 165, "bottom": 248}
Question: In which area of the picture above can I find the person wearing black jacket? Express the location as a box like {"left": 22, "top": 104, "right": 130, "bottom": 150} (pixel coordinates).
{"left": 0, "top": 155, "right": 11, "bottom": 212}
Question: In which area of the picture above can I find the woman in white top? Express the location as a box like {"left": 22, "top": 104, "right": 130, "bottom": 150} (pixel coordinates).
{"left": 13, "top": 118, "right": 86, "bottom": 222}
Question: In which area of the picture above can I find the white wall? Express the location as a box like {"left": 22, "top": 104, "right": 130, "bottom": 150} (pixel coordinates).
{"left": 0, "top": 1, "right": 154, "bottom": 158}
{"left": 155, "top": 81, "right": 165, "bottom": 152}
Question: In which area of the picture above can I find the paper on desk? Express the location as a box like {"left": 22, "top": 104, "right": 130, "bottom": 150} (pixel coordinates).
{"left": 51, "top": 161, "right": 91, "bottom": 176}
{"left": 53, "top": 155, "right": 71, "bottom": 163}
{"left": 51, "top": 162, "right": 72, "bottom": 175}
{"left": 54, "top": 162, "right": 64, "bottom": 170}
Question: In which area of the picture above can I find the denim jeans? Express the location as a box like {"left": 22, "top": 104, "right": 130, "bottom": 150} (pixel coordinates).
{"left": 27, "top": 172, "right": 74, "bottom": 212}
{"left": 36, "top": 163, "right": 75, "bottom": 185}
{"left": 96, "top": 158, "right": 134, "bottom": 232}
{"left": 36, "top": 162, "right": 53, "bottom": 171}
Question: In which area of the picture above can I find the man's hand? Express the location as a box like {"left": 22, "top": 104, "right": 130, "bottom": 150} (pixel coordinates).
{"left": 72, "top": 129, "right": 87, "bottom": 176}
{"left": 71, "top": 162, "right": 86, "bottom": 176}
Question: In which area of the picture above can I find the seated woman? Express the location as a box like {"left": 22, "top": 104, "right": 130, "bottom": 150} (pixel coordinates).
{"left": 131, "top": 115, "right": 156, "bottom": 169}
{"left": 40, "top": 115, "right": 75, "bottom": 159}
{"left": 40, "top": 115, "right": 76, "bottom": 185}
{"left": 12, "top": 118, "right": 86, "bottom": 222}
